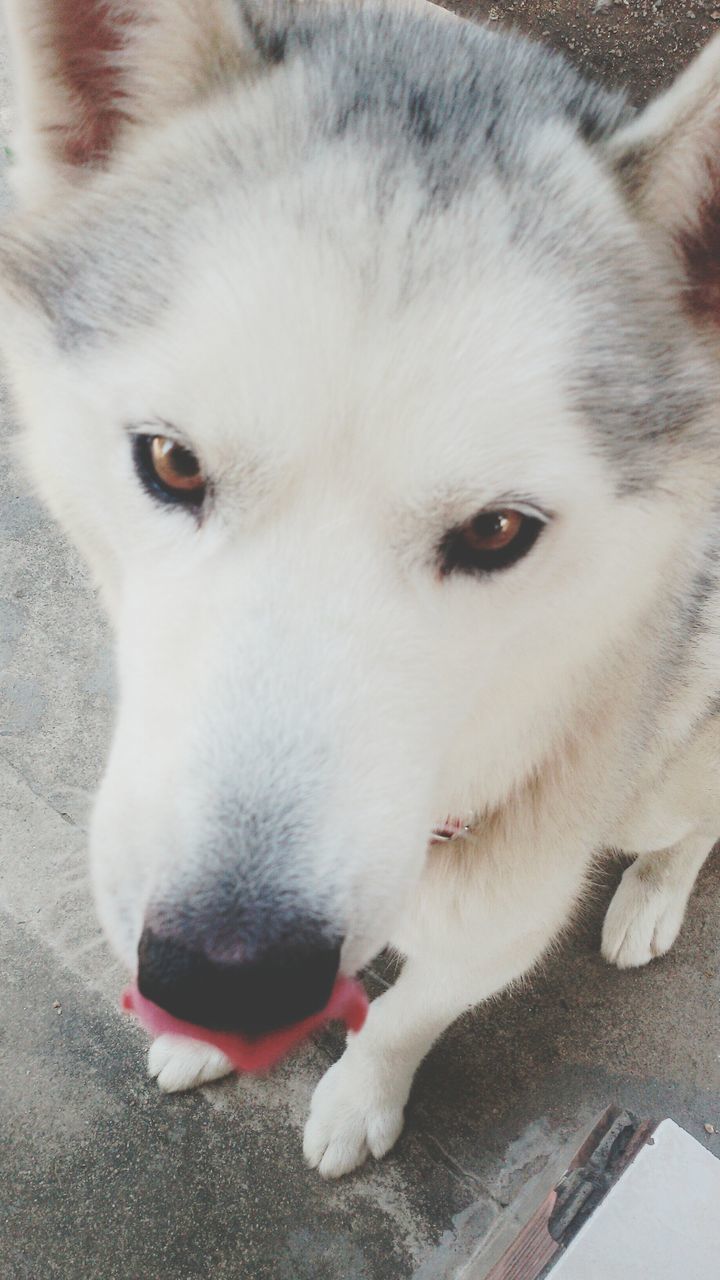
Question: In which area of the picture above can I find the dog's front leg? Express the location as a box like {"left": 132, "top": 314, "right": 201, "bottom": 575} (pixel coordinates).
{"left": 304, "top": 929, "right": 560, "bottom": 1177}
{"left": 147, "top": 1035, "right": 234, "bottom": 1092}
{"left": 304, "top": 831, "right": 590, "bottom": 1178}
{"left": 303, "top": 957, "right": 491, "bottom": 1177}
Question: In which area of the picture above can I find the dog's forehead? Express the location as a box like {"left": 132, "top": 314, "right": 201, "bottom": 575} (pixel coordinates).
{"left": 75, "top": 145, "right": 706, "bottom": 501}
{"left": 3, "top": 4, "right": 629, "bottom": 340}
{"left": 112, "top": 204, "right": 585, "bottom": 486}
{"left": 5, "top": 4, "right": 711, "bottom": 489}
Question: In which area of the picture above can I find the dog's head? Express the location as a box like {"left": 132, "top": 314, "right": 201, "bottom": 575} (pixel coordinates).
{"left": 2, "top": 0, "right": 720, "bottom": 1031}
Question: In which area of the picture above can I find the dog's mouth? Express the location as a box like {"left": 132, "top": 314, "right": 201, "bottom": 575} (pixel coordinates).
{"left": 119, "top": 818, "right": 471, "bottom": 1071}
{"left": 121, "top": 976, "right": 369, "bottom": 1074}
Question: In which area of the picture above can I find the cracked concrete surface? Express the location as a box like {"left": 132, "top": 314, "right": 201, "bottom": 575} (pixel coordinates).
{"left": 1, "top": 5, "right": 719, "bottom": 1279}
{"left": 455, "top": 0, "right": 720, "bottom": 102}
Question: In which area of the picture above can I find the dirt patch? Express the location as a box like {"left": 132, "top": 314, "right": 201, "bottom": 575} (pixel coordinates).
{"left": 448, "top": 1, "right": 717, "bottom": 101}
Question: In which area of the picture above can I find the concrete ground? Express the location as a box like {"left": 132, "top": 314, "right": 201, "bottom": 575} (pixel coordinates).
{"left": 1, "top": 4, "right": 719, "bottom": 1279}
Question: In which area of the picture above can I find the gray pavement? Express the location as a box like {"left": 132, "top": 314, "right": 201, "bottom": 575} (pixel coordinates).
{"left": 1, "top": 5, "right": 719, "bottom": 1279}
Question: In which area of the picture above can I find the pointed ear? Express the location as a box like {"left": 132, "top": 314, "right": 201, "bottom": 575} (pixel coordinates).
{"left": 607, "top": 35, "right": 720, "bottom": 324}
{"left": 4, "top": 0, "right": 254, "bottom": 198}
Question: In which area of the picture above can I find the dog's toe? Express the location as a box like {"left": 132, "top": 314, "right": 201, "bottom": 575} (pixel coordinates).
{"left": 147, "top": 1034, "right": 234, "bottom": 1092}
{"left": 601, "top": 864, "right": 686, "bottom": 970}
{"left": 303, "top": 1055, "right": 405, "bottom": 1178}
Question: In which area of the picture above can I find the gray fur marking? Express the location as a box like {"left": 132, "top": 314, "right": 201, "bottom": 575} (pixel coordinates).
{"left": 240, "top": 0, "right": 634, "bottom": 191}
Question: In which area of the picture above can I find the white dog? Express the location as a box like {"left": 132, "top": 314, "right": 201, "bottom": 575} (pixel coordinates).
{"left": 1, "top": 0, "right": 719, "bottom": 1178}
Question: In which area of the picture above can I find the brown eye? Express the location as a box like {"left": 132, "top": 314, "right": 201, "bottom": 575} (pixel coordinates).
{"left": 133, "top": 433, "right": 206, "bottom": 507}
{"left": 151, "top": 437, "right": 204, "bottom": 492}
{"left": 439, "top": 508, "right": 545, "bottom": 576}
{"left": 463, "top": 509, "right": 524, "bottom": 552}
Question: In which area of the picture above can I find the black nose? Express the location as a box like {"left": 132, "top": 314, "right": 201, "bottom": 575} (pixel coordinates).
{"left": 137, "top": 926, "right": 341, "bottom": 1035}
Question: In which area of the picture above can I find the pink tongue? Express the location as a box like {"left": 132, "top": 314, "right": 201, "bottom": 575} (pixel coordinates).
{"left": 121, "top": 975, "right": 368, "bottom": 1074}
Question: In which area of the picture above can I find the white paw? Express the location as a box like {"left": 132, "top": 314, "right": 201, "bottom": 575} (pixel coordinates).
{"left": 601, "top": 863, "right": 688, "bottom": 969}
{"left": 147, "top": 1034, "right": 234, "bottom": 1093}
{"left": 303, "top": 1052, "right": 407, "bottom": 1178}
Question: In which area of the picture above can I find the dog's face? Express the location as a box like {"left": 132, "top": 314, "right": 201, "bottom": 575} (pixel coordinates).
{"left": 2, "top": 1, "right": 720, "bottom": 1026}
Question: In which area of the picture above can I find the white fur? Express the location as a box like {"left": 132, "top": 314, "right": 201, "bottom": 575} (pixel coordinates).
{"left": 1, "top": 0, "right": 719, "bottom": 1177}
{"left": 148, "top": 1034, "right": 234, "bottom": 1092}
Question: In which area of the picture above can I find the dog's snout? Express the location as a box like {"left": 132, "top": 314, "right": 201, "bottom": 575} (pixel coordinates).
{"left": 137, "top": 925, "right": 341, "bottom": 1034}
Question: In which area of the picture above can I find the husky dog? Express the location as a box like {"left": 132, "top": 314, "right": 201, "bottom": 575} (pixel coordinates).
{"left": 1, "top": 0, "right": 719, "bottom": 1177}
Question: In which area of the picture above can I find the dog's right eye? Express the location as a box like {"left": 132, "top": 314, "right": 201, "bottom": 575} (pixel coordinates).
{"left": 132, "top": 434, "right": 206, "bottom": 508}
{"left": 439, "top": 507, "right": 546, "bottom": 576}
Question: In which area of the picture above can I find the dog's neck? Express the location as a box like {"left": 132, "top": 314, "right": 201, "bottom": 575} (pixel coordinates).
{"left": 430, "top": 817, "right": 474, "bottom": 845}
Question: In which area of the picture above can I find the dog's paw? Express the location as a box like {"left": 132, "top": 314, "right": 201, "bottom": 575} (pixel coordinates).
{"left": 601, "top": 863, "right": 687, "bottom": 969}
{"left": 147, "top": 1034, "right": 234, "bottom": 1093}
{"left": 303, "top": 1053, "right": 406, "bottom": 1178}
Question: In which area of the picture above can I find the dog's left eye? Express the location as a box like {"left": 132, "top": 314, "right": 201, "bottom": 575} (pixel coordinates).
{"left": 132, "top": 434, "right": 206, "bottom": 507}
{"left": 439, "top": 508, "right": 545, "bottom": 576}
